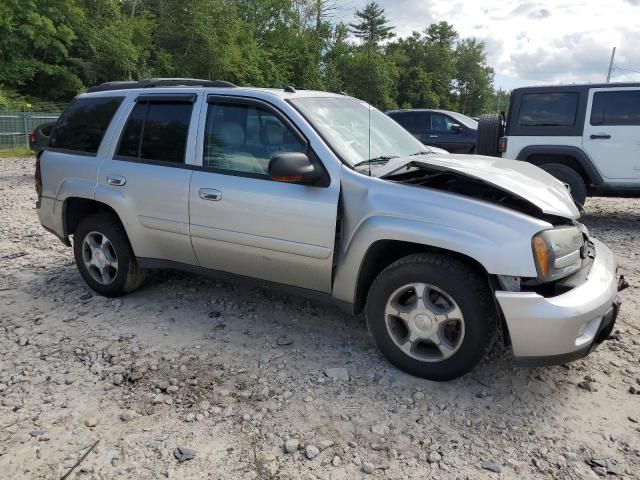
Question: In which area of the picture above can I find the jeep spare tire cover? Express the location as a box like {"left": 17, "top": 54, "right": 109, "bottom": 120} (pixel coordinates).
{"left": 476, "top": 113, "right": 504, "bottom": 157}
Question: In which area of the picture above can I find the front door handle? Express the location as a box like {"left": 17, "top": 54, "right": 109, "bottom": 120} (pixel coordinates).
{"left": 106, "top": 175, "right": 126, "bottom": 186}
{"left": 199, "top": 188, "right": 222, "bottom": 201}
{"left": 590, "top": 134, "right": 611, "bottom": 140}
{"left": 429, "top": 134, "right": 438, "bottom": 138}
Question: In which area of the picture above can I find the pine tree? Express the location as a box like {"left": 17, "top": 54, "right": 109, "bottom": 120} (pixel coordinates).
{"left": 348, "top": 1, "right": 395, "bottom": 47}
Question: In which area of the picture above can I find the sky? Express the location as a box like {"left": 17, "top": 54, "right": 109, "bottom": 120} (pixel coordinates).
{"left": 346, "top": 0, "right": 640, "bottom": 89}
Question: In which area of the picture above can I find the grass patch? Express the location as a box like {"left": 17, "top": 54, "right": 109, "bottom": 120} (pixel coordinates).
{"left": 0, "top": 147, "right": 33, "bottom": 158}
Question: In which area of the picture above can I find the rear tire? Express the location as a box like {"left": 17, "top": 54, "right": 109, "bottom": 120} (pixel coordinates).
{"left": 365, "top": 253, "right": 497, "bottom": 381}
{"left": 475, "top": 113, "right": 504, "bottom": 157}
{"left": 539, "top": 163, "right": 587, "bottom": 206}
{"left": 73, "top": 213, "right": 144, "bottom": 297}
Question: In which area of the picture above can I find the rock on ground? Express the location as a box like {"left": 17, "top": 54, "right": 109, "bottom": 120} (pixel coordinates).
{"left": 0, "top": 156, "right": 639, "bottom": 479}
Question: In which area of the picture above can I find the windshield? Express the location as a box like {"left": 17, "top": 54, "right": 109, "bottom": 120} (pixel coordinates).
{"left": 447, "top": 111, "right": 478, "bottom": 129}
{"left": 290, "top": 96, "right": 428, "bottom": 167}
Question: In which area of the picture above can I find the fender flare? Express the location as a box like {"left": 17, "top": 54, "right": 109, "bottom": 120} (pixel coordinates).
{"left": 515, "top": 145, "right": 604, "bottom": 185}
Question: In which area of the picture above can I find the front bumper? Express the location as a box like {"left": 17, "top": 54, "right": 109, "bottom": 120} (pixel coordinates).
{"left": 495, "top": 238, "right": 622, "bottom": 366}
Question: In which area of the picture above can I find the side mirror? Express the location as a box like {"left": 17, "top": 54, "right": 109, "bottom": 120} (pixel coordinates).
{"left": 268, "top": 152, "right": 321, "bottom": 185}
{"left": 450, "top": 123, "right": 462, "bottom": 133}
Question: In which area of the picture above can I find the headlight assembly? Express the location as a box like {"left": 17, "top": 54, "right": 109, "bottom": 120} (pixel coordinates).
{"left": 532, "top": 226, "right": 583, "bottom": 282}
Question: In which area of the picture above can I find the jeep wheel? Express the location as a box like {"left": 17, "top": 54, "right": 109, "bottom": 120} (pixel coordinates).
{"left": 539, "top": 163, "right": 587, "bottom": 206}
{"left": 73, "top": 213, "right": 144, "bottom": 297}
{"left": 475, "top": 113, "right": 504, "bottom": 157}
{"left": 365, "top": 253, "right": 497, "bottom": 381}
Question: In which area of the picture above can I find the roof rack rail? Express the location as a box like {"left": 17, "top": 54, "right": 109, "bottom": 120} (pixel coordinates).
{"left": 86, "top": 78, "right": 237, "bottom": 93}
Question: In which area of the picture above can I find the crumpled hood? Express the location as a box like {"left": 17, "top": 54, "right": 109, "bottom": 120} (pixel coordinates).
{"left": 376, "top": 154, "right": 581, "bottom": 219}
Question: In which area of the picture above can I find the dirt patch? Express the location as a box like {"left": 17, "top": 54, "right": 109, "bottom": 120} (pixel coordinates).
{"left": 1, "top": 156, "right": 639, "bottom": 479}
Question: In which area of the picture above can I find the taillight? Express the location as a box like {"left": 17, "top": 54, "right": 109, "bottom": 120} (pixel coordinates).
{"left": 35, "top": 156, "right": 42, "bottom": 196}
{"left": 29, "top": 131, "right": 36, "bottom": 144}
{"left": 498, "top": 137, "right": 507, "bottom": 154}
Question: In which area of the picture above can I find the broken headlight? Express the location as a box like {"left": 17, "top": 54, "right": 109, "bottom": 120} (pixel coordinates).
{"left": 532, "top": 226, "right": 583, "bottom": 282}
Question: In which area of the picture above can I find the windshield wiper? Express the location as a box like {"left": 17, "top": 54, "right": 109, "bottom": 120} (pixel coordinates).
{"left": 410, "top": 150, "right": 432, "bottom": 156}
{"left": 353, "top": 155, "right": 399, "bottom": 168}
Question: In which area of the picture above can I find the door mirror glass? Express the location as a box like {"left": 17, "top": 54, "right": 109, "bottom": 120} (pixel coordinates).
{"left": 450, "top": 123, "right": 462, "bottom": 133}
{"left": 268, "top": 152, "right": 321, "bottom": 185}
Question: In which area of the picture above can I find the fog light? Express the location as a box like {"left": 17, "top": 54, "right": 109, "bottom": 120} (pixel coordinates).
{"left": 575, "top": 317, "right": 601, "bottom": 347}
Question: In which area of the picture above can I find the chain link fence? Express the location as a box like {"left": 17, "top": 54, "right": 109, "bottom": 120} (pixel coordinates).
{"left": 0, "top": 111, "right": 60, "bottom": 152}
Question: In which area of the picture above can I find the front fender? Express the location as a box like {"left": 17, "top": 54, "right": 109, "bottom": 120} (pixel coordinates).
{"left": 331, "top": 169, "right": 551, "bottom": 305}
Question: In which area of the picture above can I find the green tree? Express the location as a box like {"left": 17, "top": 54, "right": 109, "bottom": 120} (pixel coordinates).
{"left": 454, "top": 38, "right": 495, "bottom": 115}
{"left": 0, "top": 0, "right": 84, "bottom": 99}
{"left": 349, "top": 1, "right": 394, "bottom": 47}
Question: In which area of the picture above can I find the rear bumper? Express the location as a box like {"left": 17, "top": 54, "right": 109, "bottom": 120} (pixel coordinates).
{"left": 37, "top": 195, "right": 69, "bottom": 245}
{"left": 496, "top": 238, "right": 622, "bottom": 365}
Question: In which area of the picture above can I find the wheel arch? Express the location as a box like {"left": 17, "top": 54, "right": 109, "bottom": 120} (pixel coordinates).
{"left": 63, "top": 197, "right": 126, "bottom": 238}
{"left": 352, "top": 240, "right": 490, "bottom": 315}
{"left": 516, "top": 145, "right": 604, "bottom": 187}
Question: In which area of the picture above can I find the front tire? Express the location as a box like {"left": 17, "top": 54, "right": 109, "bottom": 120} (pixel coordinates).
{"left": 539, "top": 163, "right": 587, "bottom": 206}
{"left": 365, "top": 253, "right": 497, "bottom": 381}
{"left": 73, "top": 213, "right": 144, "bottom": 297}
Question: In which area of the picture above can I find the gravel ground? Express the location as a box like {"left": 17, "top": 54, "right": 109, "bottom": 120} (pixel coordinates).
{"left": 1, "top": 156, "right": 639, "bottom": 480}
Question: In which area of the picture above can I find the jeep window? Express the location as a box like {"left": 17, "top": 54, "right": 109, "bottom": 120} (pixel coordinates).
{"left": 49, "top": 97, "right": 123, "bottom": 155}
{"left": 116, "top": 101, "right": 193, "bottom": 164}
{"left": 291, "top": 97, "right": 425, "bottom": 167}
{"left": 517, "top": 92, "right": 579, "bottom": 127}
{"left": 590, "top": 90, "right": 640, "bottom": 126}
{"left": 203, "top": 102, "right": 306, "bottom": 175}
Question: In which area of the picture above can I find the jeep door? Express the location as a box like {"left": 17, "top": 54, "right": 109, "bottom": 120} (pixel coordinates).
{"left": 188, "top": 96, "right": 339, "bottom": 293}
{"left": 583, "top": 87, "right": 640, "bottom": 180}
{"left": 96, "top": 93, "right": 199, "bottom": 265}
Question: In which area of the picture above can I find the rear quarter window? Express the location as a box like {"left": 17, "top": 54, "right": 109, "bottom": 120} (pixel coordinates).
{"left": 49, "top": 97, "right": 123, "bottom": 155}
{"left": 517, "top": 92, "right": 579, "bottom": 127}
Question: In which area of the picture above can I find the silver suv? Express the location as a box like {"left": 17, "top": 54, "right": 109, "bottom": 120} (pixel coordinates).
{"left": 36, "top": 78, "right": 625, "bottom": 381}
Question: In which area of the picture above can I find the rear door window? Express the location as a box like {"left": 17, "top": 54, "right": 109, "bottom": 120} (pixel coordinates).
{"left": 390, "top": 112, "right": 426, "bottom": 133}
{"left": 590, "top": 90, "right": 640, "bottom": 126}
{"left": 116, "top": 101, "right": 193, "bottom": 164}
{"left": 49, "top": 97, "right": 123, "bottom": 155}
{"left": 517, "top": 92, "right": 579, "bottom": 127}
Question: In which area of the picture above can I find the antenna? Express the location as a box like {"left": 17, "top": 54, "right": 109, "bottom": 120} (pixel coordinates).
{"left": 367, "top": 39, "right": 372, "bottom": 177}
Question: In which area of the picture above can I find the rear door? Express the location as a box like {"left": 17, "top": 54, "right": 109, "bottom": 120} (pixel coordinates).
{"left": 188, "top": 95, "right": 339, "bottom": 293}
{"left": 583, "top": 87, "right": 640, "bottom": 180}
{"left": 96, "top": 93, "right": 199, "bottom": 265}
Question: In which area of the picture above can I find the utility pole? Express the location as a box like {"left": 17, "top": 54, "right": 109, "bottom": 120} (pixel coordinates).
{"left": 606, "top": 47, "right": 617, "bottom": 83}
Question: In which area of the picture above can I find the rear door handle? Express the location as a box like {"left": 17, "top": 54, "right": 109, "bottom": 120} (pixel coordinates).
{"left": 106, "top": 175, "right": 126, "bottom": 186}
{"left": 199, "top": 188, "right": 222, "bottom": 201}
{"left": 590, "top": 134, "right": 611, "bottom": 140}
{"left": 429, "top": 134, "right": 438, "bottom": 138}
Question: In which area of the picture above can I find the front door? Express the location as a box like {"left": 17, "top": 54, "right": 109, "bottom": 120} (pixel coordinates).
{"left": 583, "top": 87, "right": 640, "bottom": 181}
{"left": 189, "top": 97, "right": 339, "bottom": 293}
{"left": 428, "top": 112, "right": 464, "bottom": 153}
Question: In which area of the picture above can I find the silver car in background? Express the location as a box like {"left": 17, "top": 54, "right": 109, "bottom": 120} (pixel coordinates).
{"left": 36, "top": 79, "right": 625, "bottom": 381}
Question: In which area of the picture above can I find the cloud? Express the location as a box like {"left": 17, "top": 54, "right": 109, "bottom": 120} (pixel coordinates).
{"left": 528, "top": 8, "right": 551, "bottom": 19}
{"left": 347, "top": 0, "right": 640, "bottom": 87}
